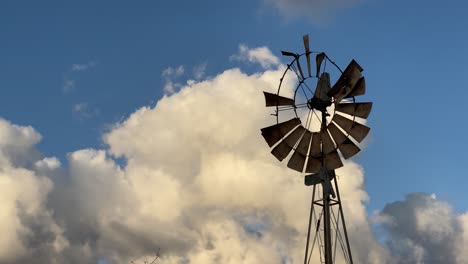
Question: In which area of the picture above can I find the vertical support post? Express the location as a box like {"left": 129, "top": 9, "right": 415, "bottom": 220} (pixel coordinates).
{"left": 320, "top": 110, "right": 333, "bottom": 264}
{"left": 333, "top": 175, "right": 354, "bottom": 264}
{"left": 304, "top": 185, "right": 316, "bottom": 264}
{"left": 323, "top": 188, "right": 333, "bottom": 263}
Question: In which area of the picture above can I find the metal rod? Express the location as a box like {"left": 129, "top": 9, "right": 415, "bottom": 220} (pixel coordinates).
{"left": 320, "top": 109, "right": 333, "bottom": 264}
{"left": 323, "top": 185, "right": 333, "bottom": 263}
{"left": 333, "top": 175, "right": 354, "bottom": 264}
{"left": 304, "top": 185, "right": 317, "bottom": 264}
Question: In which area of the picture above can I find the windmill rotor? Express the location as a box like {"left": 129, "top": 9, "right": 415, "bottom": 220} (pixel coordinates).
{"left": 259, "top": 34, "right": 373, "bottom": 264}
{"left": 260, "top": 34, "right": 372, "bottom": 175}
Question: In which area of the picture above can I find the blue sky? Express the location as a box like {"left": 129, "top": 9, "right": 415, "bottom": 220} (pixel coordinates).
{"left": 1, "top": 1, "right": 468, "bottom": 262}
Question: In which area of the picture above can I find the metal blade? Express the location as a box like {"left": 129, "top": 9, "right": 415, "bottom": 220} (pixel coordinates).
{"left": 305, "top": 156, "right": 321, "bottom": 173}
{"left": 261, "top": 118, "right": 301, "bottom": 147}
{"left": 270, "top": 126, "right": 305, "bottom": 161}
{"left": 296, "top": 59, "right": 305, "bottom": 80}
{"left": 303, "top": 35, "right": 311, "bottom": 77}
{"left": 338, "top": 138, "right": 361, "bottom": 159}
{"left": 304, "top": 173, "right": 321, "bottom": 186}
{"left": 327, "top": 60, "right": 363, "bottom": 102}
{"left": 314, "top": 72, "right": 331, "bottom": 102}
{"left": 309, "top": 132, "right": 321, "bottom": 157}
{"left": 287, "top": 151, "right": 306, "bottom": 172}
{"left": 271, "top": 141, "right": 292, "bottom": 161}
{"left": 335, "top": 102, "right": 373, "bottom": 119}
{"left": 321, "top": 130, "right": 335, "bottom": 154}
{"left": 346, "top": 77, "right": 366, "bottom": 98}
{"left": 324, "top": 150, "right": 343, "bottom": 170}
{"left": 263, "top": 92, "right": 295, "bottom": 107}
{"left": 281, "top": 51, "right": 296, "bottom": 57}
{"left": 296, "top": 130, "right": 312, "bottom": 156}
{"left": 327, "top": 123, "right": 347, "bottom": 145}
{"left": 316, "top": 53, "right": 326, "bottom": 77}
{"left": 332, "top": 114, "right": 370, "bottom": 143}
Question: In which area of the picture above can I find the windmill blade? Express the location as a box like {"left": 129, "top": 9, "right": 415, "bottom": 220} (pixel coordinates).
{"left": 263, "top": 92, "right": 295, "bottom": 107}
{"left": 296, "top": 58, "right": 306, "bottom": 80}
{"left": 281, "top": 51, "right": 296, "bottom": 57}
{"left": 332, "top": 114, "right": 370, "bottom": 143}
{"left": 314, "top": 72, "right": 331, "bottom": 102}
{"left": 295, "top": 130, "right": 312, "bottom": 156}
{"left": 303, "top": 34, "right": 311, "bottom": 77}
{"left": 321, "top": 130, "right": 335, "bottom": 154}
{"left": 309, "top": 132, "right": 321, "bottom": 157}
{"left": 327, "top": 60, "right": 363, "bottom": 102}
{"left": 324, "top": 150, "right": 343, "bottom": 170}
{"left": 261, "top": 118, "right": 301, "bottom": 147}
{"left": 271, "top": 141, "right": 292, "bottom": 161}
{"left": 338, "top": 138, "right": 361, "bottom": 159}
{"left": 335, "top": 102, "right": 373, "bottom": 119}
{"left": 346, "top": 77, "right": 366, "bottom": 98}
{"left": 305, "top": 156, "right": 321, "bottom": 173}
{"left": 287, "top": 151, "right": 306, "bottom": 172}
{"left": 316, "top": 53, "right": 326, "bottom": 77}
{"left": 271, "top": 126, "right": 305, "bottom": 161}
{"left": 327, "top": 123, "right": 347, "bottom": 145}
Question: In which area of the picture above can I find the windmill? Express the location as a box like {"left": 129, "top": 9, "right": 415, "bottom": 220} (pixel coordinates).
{"left": 260, "top": 35, "right": 372, "bottom": 264}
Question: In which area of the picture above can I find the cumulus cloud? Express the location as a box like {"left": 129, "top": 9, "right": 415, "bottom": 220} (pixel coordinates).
{"left": 375, "top": 192, "right": 468, "bottom": 264}
{"left": 231, "top": 44, "right": 280, "bottom": 69}
{"left": 262, "top": 0, "right": 361, "bottom": 23}
{"left": 2, "top": 45, "right": 468, "bottom": 264}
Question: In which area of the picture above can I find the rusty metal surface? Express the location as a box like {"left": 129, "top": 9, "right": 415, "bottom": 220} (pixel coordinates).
{"left": 327, "top": 60, "right": 363, "bottom": 102}
{"left": 332, "top": 114, "right": 370, "bottom": 143}
{"left": 303, "top": 35, "right": 311, "bottom": 77}
{"left": 321, "top": 130, "right": 335, "bottom": 154}
{"left": 261, "top": 118, "right": 301, "bottom": 147}
{"left": 316, "top": 53, "right": 326, "bottom": 77}
{"left": 296, "top": 59, "right": 305, "bottom": 80}
{"left": 338, "top": 138, "right": 361, "bottom": 159}
{"left": 346, "top": 77, "right": 366, "bottom": 98}
{"left": 335, "top": 102, "right": 373, "bottom": 119}
{"left": 287, "top": 151, "right": 306, "bottom": 172}
{"left": 309, "top": 132, "right": 321, "bottom": 157}
{"left": 305, "top": 156, "right": 321, "bottom": 173}
{"left": 314, "top": 72, "right": 331, "bottom": 102}
{"left": 296, "top": 130, "right": 312, "bottom": 156}
{"left": 271, "top": 141, "right": 292, "bottom": 161}
{"left": 270, "top": 126, "right": 305, "bottom": 161}
{"left": 263, "top": 92, "right": 295, "bottom": 107}
{"left": 327, "top": 122, "right": 347, "bottom": 145}
{"left": 324, "top": 150, "right": 343, "bottom": 170}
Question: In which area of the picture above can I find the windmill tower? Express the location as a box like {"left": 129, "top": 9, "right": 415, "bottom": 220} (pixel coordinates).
{"left": 260, "top": 35, "right": 372, "bottom": 264}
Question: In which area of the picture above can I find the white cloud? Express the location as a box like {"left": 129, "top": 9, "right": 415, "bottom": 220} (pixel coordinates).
{"left": 3, "top": 46, "right": 468, "bottom": 263}
{"left": 231, "top": 44, "right": 280, "bottom": 69}
{"left": 71, "top": 61, "right": 97, "bottom": 72}
{"left": 62, "top": 61, "right": 97, "bottom": 93}
{"left": 193, "top": 63, "right": 207, "bottom": 80}
{"left": 263, "top": 0, "right": 361, "bottom": 23}
{"left": 161, "top": 65, "right": 185, "bottom": 94}
{"left": 375, "top": 193, "right": 468, "bottom": 264}
{"left": 72, "top": 103, "right": 99, "bottom": 120}
{"left": 0, "top": 119, "right": 68, "bottom": 263}
{"left": 62, "top": 78, "right": 75, "bottom": 93}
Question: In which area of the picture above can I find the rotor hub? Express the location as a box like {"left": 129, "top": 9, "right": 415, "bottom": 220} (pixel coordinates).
{"left": 307, "top": 97, "right": 332, "bottom": 112}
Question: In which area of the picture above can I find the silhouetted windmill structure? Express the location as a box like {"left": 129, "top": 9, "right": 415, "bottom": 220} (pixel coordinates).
{"left": 260, "top": 35, "right": 372, "bottom": 264}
